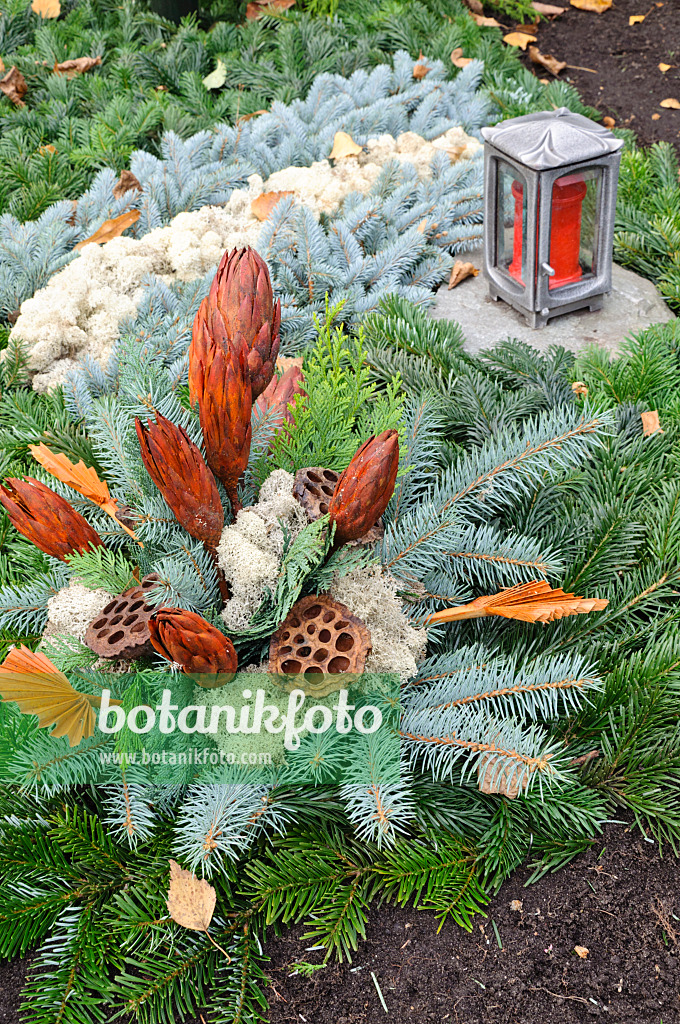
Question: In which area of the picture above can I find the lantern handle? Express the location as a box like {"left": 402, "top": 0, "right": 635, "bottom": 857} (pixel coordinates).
{"left": 541, "top": 262, "right": 556, "bottom": 277}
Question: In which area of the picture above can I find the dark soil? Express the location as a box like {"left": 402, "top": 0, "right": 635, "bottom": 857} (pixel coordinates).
{"left": 264, "top": 822, "right": 680, "bottom": 1024}
{"left": 513, "top": 0, "right": 680, "bottom": 151}
{"left": 0, "top": 958, "right": 28, "bottom": 1023}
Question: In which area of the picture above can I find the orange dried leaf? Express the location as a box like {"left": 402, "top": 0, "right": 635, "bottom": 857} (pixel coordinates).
{"left": 503, "top": 31, "right": 537, "bottom": 49}
{"left": 112, "top": 169, "right": 142, "bottom": 199}
{"left": 29, "top": 442, "right": 140, "bottom": 541}
{"left": 53, "top": 56, "right": 102, "bottom": 77}
{"left": 426, "top": 580, "right": 608, "bottom": 626}
{"left": 574, "top": 946, "right": 589, "bottom": 958}
{"left": 659, "top": 63, "right": 673, "bottom": 73}
{"left": 328, "top": 131, "right": 363, "bottom": 160}
{"left": 652, "top": 112, "right": 661, "bottom": 120}
{"left": 0, "top": 645, "right": 120, "bottom": 747}
{"left": 641, "top": 410, "right": 663, "bottom": 435}
{"left": 246, "top": 0, "right": 294, "bottom": 17}
{"left": 660, "top": 97, "right": 680, "bottom": 109}
{"left": 448, "top": 260, "right": 479, "bottom": 288}
{"left": 603, "top": 115, "right": 615, "bottom": 127}
{"left": 628, "top": 13, "right": 645, "bottom": 23}
{"left": 39, "top": 143, "right": 57, "bottom": 155}
{"left": 529, "top": 45, "right": 566, "bottom": 75}
{"left": 31, "top": 0, "right": 60, "bottom": 15}
{"left": 451, "top": 47, "right": 473, "bottom": 68}
{"left": 236, "top": 109, "right": 268, "bottom": 124}
{"left": 0, "top": 58, "right": 5, "bottom": 73}
{"left": 413, "top": 53, "right": 431, "bottom": 79}
{"left": 74, "top": 210, "right": 140, "bottom": 250}
{"left": 0, "top": 66, "right": 27, "bottom": 106}
{"left": 469, "top": 11, "right": 501, "bottom": 26}
{"left": 570, "top": 0, "right": 611, "bottom": 10}
{"left": 251, "top": 191, "right": 295, "bottom": 221}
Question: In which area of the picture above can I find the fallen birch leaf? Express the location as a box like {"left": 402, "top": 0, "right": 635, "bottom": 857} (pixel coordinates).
{"left": 426, "top": 579, "right": 608, "bottom": 625}
{"left": 503, "top": 31, "right": 537, "bottom": 48}
{"left": 202, "top": 59, "right": 227, "bottom": 89}
{"left": 603, "top": 115, "right": 615, "bottom": 127}
{"left": 31, "top": 0, "right": 60, "bottom": 15}
{"left": 628, "top": 13, "right": 645, "bottom": 23}
{"left": 659, "top": 63, "right": 673, "bottom": 73}
{"left": 641, "top": 410, "right": 663, "bottom": 435}
{"left": 0, "top": 645, "right": 121, "bottom": 747}
{"left": 167, "top": 860, "right": 216, "bottom": 932}
{"left": 469, "top": 11, "right": 501, "bottom": 26}
{"left": 112, "top": 169, "right": 142, "bottom": 199}
{"left": 246, "top": 0, "right": 295, "bottom": 17}
{"left": 574, "top": 945, "right": 589, "bottom": 958}
{"left": 74, "top": 210, "right": 140, "bottom": 250}
{"left": 0, "top": 67, "right": 28, "bottom": 106}
{"left": 448, "top": 260, "right": 479, "bottom": 288}
{"left": 478, "top": 753, "right": 528, "bottom": 799}
{"left": 329, "top": 130, "right": 363, "bottom": 159}
{"left": 413, "top": 53, "right": 431, "bottom": 79}
{"left": 532, "top": 1, "right": 566, "bottom": 12}
{"left": 451, "top": 47, "right": 473, "bottom": 68}
{"left": 29, "top": 442, "right": 140, "bottom": 541}
{"left": 53, "top": 55, "right": 101, "bottom": 77}
{"left": 570, "top": 0, "right": 611, "bottom": 9}
{"left": 660, "top": 97, "right": 680, "bottom": 108}
{"left": 529, "top": 45, "right": 566, "bottom": 75}
{"left": 251, "top": 190, "right": 295, "bottom": 221}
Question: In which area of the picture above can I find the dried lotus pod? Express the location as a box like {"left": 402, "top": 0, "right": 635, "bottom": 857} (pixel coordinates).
{"left": 293, "top": 467, "right": 383, "bottom": 546}
{"left": 84, "top": 574, "right": 160, "bottom": 660}
{"left": 293, "top": 467, "right": 339, "bottom": 520}
{"left": 268, "top": 594, "right": 371, "bottom": 696}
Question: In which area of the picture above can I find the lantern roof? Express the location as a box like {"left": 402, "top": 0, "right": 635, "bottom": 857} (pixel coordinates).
{"left": 480, "top": 108, "right": 623, "bottom": 171}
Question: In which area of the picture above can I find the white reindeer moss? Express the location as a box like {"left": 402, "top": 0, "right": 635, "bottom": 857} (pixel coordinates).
{"left": 43, "top": 581, "right": 114, "bottom": 643}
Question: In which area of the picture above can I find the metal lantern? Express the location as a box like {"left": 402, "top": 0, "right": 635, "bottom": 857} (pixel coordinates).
{"left": 481, "top": 108, "right": 623, "bottom": 328}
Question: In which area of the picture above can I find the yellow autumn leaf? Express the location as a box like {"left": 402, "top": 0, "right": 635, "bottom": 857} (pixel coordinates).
{"left": 659, "top": 63, "right": 673, "bottom": 73}
{"left": 469, "top": 11, "right": 501, "bottom": 26}
{"left": 503, "top": 31, "right": 537, "bottom": 49}
{"left": 450, "top": 47, "right": 473, "bottom": 68}
{"left": 251, "top": 191, "right": 295, "bottom": 221}
{"left": 202, "top": 59, "right": 227, "bottom": 90}
{"left": 328, "top": 131, "right": 363, "bottom": 160}
{"left": 0, "top": 645, "right": 121, "bottom": 747}
{"left": 31, "top": 0, "right": 60, "bottom": 16}
{"left": 628, "top": 13, "right": 645, "bottom": 23}
{"left": 570, "top": 0, "right": 611, "bottom": 10}
{"left": 660, "top": 98, "right": 680, "bottom": 109}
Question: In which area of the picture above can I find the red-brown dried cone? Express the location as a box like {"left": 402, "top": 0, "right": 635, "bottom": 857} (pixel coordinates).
{"left": 328, "top": 431, "right": 399, "bottom": 546}
{"left": 148, "top": 607, "right": 237, "bottom": 679}
{"left": 135, "top": 413, "right": 224, "bottom": 550}
{"left": 195, "top": 334, "right": 252, "bottom": 515}
{"left": 254, "top": 364, "right": 305, "bottom": 436}
{"left": 188, "top": 247, "right": 281, "bottom": 403}
{"left": 0, "top": 477, "right": 103, "bottom": 561}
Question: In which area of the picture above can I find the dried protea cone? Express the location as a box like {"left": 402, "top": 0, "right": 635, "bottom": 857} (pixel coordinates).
{"left": 255, "top": 363, "right": 305, "bottom": 436}
{"left": 328, "top": 430, "right": 399, "bottom": 546}
{"left": 0, "top": 477, "right": 103, "bottom": 561}
{"left": 189, "top": 247, "right": 280, "bottom": 403}
{"left": 194, "top": 334, "right": 252, "bottom": 515}
{"left": 135, "top": 413, "right": 223, "bottom": 549}
{"left": 149, "top": 607, "right": 237, "bottom": 682}
{"left": 426, "top": 580, "right": 608, "bottom": 626}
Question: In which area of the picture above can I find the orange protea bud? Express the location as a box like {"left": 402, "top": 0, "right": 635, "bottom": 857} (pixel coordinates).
{"left": 148, "top": 607, "right": 237, "bottom": 678}
{"left": 188, "top": 247, "right": 281, "bottom": 403}
{"left": 135, "top": 413, "right": 224, "bottom": 550}
{"left": 194, "top": 335, "right": 252, "bottom": 514}
{"left": 328, "top": 431, "right": 399, "bottom": 546}
{"left": 425, "top": 580, "right": 609, "bottom": 626}
{"left": 254, "top": 363, "right": 305, "bottom": 434}
{"left": 0, "top": 477, "right": 103, "bottom": 561}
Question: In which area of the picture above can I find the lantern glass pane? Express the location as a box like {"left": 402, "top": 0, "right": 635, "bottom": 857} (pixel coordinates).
{"left": 496, "top": 161, "right": 527, "bottom": 288}
{"left": 548, "top": 168, "right": 602, "bottom": 290}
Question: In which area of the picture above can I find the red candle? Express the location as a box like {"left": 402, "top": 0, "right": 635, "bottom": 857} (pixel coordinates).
{"left": 508, "top": 174, "right": 587, "bottom": 290}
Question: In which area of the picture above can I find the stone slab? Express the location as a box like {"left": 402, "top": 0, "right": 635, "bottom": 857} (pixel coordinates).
{"left": 430, "top": 250, "right": 675, "bottom": 355}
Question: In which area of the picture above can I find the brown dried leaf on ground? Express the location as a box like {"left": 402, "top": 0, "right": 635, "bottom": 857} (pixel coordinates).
{"left": 448, "top": 261, "right": 479, "bottom": 289}
{"left": 503, "top": 31, "right": 537, "bottom": 49}
{"left": 167, "top": 860, "right": 216, "bottom": 932}
{"left": 0, "top": 58, "right": 5, "bottom": 73}
{"left": 413, "top": 53, "right": 431, "bottom": 79}
{"left": 31, "top": 0, "right": 60, "bottom": 15}
{"left": 532, "top": 2, "right": 566, "bottom": 13}
{"left": 659, "top": 63, "right": 673, "bottom": 73}
{"left": 113, "top": 169, "right": 142, "bottom": 199}
{"left": 628, "top": 13, "right": 645, "bottom": 24}
{"left": 74, "top": 210, "right": 140, "bottom": 250}
{"left": 570, "top": 0, "right": 611, "bottom": 10}
{"left": 468, "top": 11, "right": 501, "bottom": 26}
{"left": 603, "top": 115, "right": 616, "bottom": 127}
{"left": 0, "top": 67, "right": 28, "bottom": 106}
{"left": 641, "top": 410, "right": 663, "bottom": 435}
{"left": 461, "top": 0, "right": 484, "bottom": 13}
{"left": 660, "top": 97, "right": 680, "bottom": 109}
{"left": 529, "top": 45, "right": 566, "bottom": 75}
{"left": 451, "top": 47, "right": 473, "bottom": 68}
{"left": 329, "top": 130, "right": 363, "bottom": 159}
{"left": 53, "top": 56, "right": 102, "bottom": 77}
{"left": 251, "top": 191, "right": 295, "bottom": 221}
{"left": 574, "top": 946, "right": 589, "bottom": 958}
